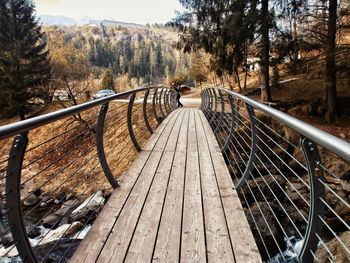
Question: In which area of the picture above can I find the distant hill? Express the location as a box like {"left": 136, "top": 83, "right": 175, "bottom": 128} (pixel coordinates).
{"left": 88, "top": 20, "right": 145, "bottom": 29}
{"left": 39, "top": 15, "right": 77, "bottom": 26}
{"left": 39, "top": 15, "right": 146, "bottom": 29}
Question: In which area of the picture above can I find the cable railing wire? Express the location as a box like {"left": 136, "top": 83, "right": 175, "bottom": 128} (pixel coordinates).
{"left": 201, "top": 87, "right": 350, "bottom": 263}
{"left": 0, "top": 87, "right": 176, "bottom": 263}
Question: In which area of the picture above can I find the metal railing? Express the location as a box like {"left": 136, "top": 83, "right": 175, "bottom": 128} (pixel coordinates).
{"left": 0, "top": 86, "right": 177, "bottom": 263}
{"left": 201, "top": 87, "right": 350, "bottom": 263}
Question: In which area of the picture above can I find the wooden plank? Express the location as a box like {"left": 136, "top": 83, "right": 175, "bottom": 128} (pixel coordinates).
{"left": 152, "top": 109, "right": 190, "bottom": 263}
{"left": 96, "top": 110, "right": 184, "bottom": 262}
{"left": 143, "top": 110, "right": 177, "bottom": 151}
{"left": 180, "top": 109, "right": 206, "bottom": 262}
{"left": 198, "top": 111, "right": 262, "bottom": 263}
{"left": 124, "top": 110, "right": 186, "bottom": 262}
{"left": 70, "top": 109, "right": 182, "bottom": 263}
{"left": 194, "top": 110, "right": 236, "bottom": 263}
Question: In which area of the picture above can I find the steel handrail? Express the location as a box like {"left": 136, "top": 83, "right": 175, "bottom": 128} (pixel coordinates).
{"left": 218, "top": 87, "right": 350, "bottom": 163}
{"left": 202, "top": 87, "right": 350, "bottom": 263}
{"left": 0, "top": 85, "right": 177, "bottom": 262}
{"left": 0, "top": 86, "right": 161, "bottom": 140}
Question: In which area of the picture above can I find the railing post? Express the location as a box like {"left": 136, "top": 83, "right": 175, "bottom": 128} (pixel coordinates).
{"left": 127, "top": 93, "right": 142, "bottom": 152}
{"left": 221, "top": 94, "right": 235, "bottom": 154}
{"left": 164, "top": 89, "right": 171, "bottom": 116}
{"left": 299, "top": 138, "right": 325, "bottom": 263}
{"left": 171, "top": 91, "right": 176, "bottom": 110}
{"left": 209, "top": 88, "right": 218, "bottom": 128}
{"left": 143, "top": 90, "right": 153, "bottom": 134}
{"left": 152, "top": 88, "right": 162, "bottom": 124}
{"left": 200, "top": 91, "right": 204, "bottom": 111}
{"left": 214, "top": 90, "right": 225, "bottom": 133}
{"left": 204, "top": 89, "right": 212, "bottom": 119}
{"left": 235, "top": 104, "right": 259, "bottom": 191}
{"left": 96, "top": 103, "right": 119, "bottom": 188}
{"left": 158, "top": 88, "right": 166, "bottom": 119}
{"left": 5, "top": 134, "right": 37, "bottom": 263}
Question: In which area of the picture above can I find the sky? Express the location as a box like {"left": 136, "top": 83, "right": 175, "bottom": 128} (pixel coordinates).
{"left": 33, "top": 0, "right": 184, "bottom": 24}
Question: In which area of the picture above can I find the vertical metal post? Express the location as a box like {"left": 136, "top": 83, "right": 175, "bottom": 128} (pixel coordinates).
{"left": 200, "top": 91, "right": 204, "bottom": 111}
{"left": 127, "top": 93, "right": 142, "bottom": 152}
{"left": 164, "top": 90, "right": 170, "bottom": 116}
{"left": 299, "top": 138, "right": 325, "bottom": 263}
{"left": 235, "top": 104, "right": 259, "bottom": 191}
{"left": 158, "top": 88, "right": 166, "bottom": 119}
{"left": 152, "top": 88, "right": 162, "bottom": 124}
{"left": 171, "top": 91, "right": 176, "bottom": 110}
{"left": 5, "top": 134, "right": 37, "bottom": 263}
{"left": 143, "top": 90, "right": 154, "bottom": 134}
{"left": 204, "top": 89, "right": 211, "bottom": 118}
{"left": 221, "top": 94, "right": 235, "bottom": 155}
{"left": 214, "top": 90, "right": 225, "bottom": 133}
{"left": 209, "top": 89, "right": 218, "bottom": 127}
{"left": 96, "top": 103, "right": 119, "bottom": 188}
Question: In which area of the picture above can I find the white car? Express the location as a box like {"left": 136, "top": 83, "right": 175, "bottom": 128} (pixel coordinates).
{"left": 92, "top": 90, "right": 116, "bottom": 100}
{"left": 52, "top": 90, "right": 69, "bottom": 101}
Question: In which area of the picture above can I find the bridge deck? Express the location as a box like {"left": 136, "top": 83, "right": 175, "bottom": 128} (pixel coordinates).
{"left": 70, "top": 108, "right": 261, "bottom": 263}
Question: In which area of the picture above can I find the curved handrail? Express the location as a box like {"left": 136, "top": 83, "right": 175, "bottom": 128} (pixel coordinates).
{"left": 0, "top": 86, "right": 156, "bottom": 140}
{"left": 217, "top": 87, "right": 350, "bottom": 163}
{"left": 0, "top": 85, "right": 176, "bottom": 263}
{"left": 201, "top": 87, "right": 350, "bottom": 263}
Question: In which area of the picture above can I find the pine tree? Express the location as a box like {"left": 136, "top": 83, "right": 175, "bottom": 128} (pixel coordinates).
{"left": 0, "top": 0, "right": 50, "bottom": 119}
{"left": 101, "top": 69, "right": 115, "bottom": 91}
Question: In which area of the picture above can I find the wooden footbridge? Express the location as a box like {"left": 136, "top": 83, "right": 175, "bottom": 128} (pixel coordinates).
{"left": 70, "top": 108, "right": 259, "bottom": 262}
{"left": 0, "top": 87, "right": 350, "bottom": 263}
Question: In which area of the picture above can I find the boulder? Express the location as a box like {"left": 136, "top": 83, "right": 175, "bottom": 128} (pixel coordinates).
{"left": 27, "top": 226, "right": 42, "bottom": 239}
{"left": 31, "top": 223, "right": 81, "bottom": 246}
{"left": 41, "top": 214, "right": 61, "bottom": 228}
{"left": 315, "top": 231, "right": 350, "bottom": 263}
{"left": 63, "top": 222, "right": 84, "bottom": 238}
{"left": 328, "top": 161, "right": 350, "bottom": 180}
{"left": 70, "top": 191, "right": 105, "bottom": 222}
{"left": 33, "top": 239, "right": 81, "bottom": 262}
{"left": 245, "top": 202, "right": 286, "bottom": 260}
{"left": 23, "top": 194, "right": 40, "bottom": 207}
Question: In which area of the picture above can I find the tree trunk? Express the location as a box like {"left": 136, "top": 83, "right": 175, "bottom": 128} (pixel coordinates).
{"left": 235, "top": 66, "right": 242, "bottom": 92}
{"left": 260, "top": 0, "right": 272, "bottom": 102}
{"left": 325, "top": 0, "right": 338, "bottom": 123}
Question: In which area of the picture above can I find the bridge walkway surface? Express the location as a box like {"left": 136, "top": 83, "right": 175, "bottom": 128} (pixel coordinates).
{"left": 70, "top": 108, "right": 261, "bottom": 263}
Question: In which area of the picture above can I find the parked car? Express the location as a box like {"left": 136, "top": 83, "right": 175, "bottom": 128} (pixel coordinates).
{"left": 52, "top": 90, "right": 69, "bottom": 101}
{"left": 92, "top": 90, "right": 116, "bottom": 100}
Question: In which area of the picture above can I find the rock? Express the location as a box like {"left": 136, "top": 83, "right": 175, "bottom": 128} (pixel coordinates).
{"left": 0, "top": 233, "right": 13, "bottom": 247}
{"left": 63, "top": 221, "right": 84, "bottom": 238}
{"left": 34, "top": 239, "right": 81, "bottom": 263}
{"left": 74, "top": 225, "right": 91, "bottom": 240}
{"left": 328, "top": 161, "right": 350, "bottom": 179}
{"left": 0, "top": 245, "right": 18, "bottom": 258}
{"left": 54, "top": 205, "right": 71, "bottom": 217}
{"left": 315, "top": 231, "right": 350, "bottom": 263}
{"left": 23, "top": 194, "right": 40, "bottom": 207}
{"left": 317, "top": 105, "right": 326, "bottom": 116}
{"left": 27, "top": 226, "right": 42, "bottom": 239}
{"left": 339, "top": 133, "right": 346, "bottom": 139}
{"left": 245, "top": 202, "right": 286, "bottom": 260}
{"left": 65, "top": 193, "right": 75, "bottom": 201}
{"left": 308, "top": 99, "right": 322, "bottom": 116}
{"left": 70, "top": 191, "right": 105, "bottom": 221}
{"left": 341, "top": 180, "right": 350, "bottom": 194}
{"left": 31, "top": 224, "right": 71, "bottom": 246}
{"left": 284, "top": 127, "right": 300, "bottom": 148}
{"left": 41, "top": 214, "right": 61, "bottom": 228}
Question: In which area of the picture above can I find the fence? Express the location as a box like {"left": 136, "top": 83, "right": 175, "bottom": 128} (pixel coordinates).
{"left": 0, "top": 87, "right": 177, "bottom": 262}
{"left": 201, "top": 87, "right": 350, "bottom": 263}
